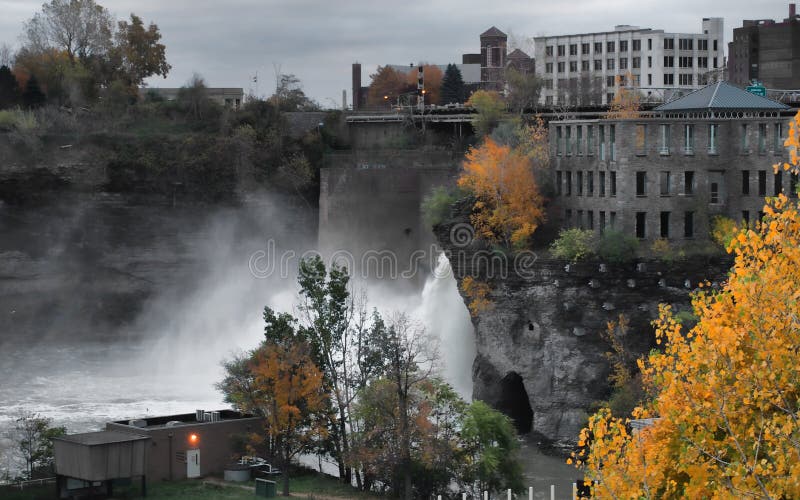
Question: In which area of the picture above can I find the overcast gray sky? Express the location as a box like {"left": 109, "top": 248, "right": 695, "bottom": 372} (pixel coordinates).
{"left": 0, "top": 0, "right": 790, "bottom": 107}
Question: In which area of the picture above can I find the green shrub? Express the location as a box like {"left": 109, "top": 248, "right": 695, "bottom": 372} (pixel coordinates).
{"left": 597, "top": 229, "right": 639, "bottom": 263}
{"left": 0, "top": 109, "right": 38, "bottom": 132}
{"left": 550, "top": 228, "right": 595, "bottom": 262}
{"left": 711, "top": 215, "right": 738, "bottom": 249}
{"left": 0, "top": 110, "right": 15, "bottom": 131}
{"left": 422, "top": 186, "right": 459, "bottom": 227}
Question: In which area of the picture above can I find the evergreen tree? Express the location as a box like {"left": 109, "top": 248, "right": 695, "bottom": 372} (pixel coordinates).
{"left": 0, "top": 65, "right": 20, "bottom": 109}
{"left": 22, "top": 74, "right": 46, "bottom": 108}
{"left": 440, "top": 64, "right": 466, "bottom": 105}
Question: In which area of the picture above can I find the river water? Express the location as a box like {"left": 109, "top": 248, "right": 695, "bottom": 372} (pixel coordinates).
{"left": 0, "top": 198, "right": 577, "bottom": 495}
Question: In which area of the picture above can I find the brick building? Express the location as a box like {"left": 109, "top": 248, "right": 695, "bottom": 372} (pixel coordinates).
{"left": 728, "top": 3, "right": 800, "bottom": 90}
{"left": 549, "top": 82, "right": 793, "bottom": 242}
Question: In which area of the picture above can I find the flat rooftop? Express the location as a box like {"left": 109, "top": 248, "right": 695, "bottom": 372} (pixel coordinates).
{"left": 55, "top": 430, "right": 150, "bottom": 446}
{"left": 112, "top": 409, "right": 259, "bottom": 430}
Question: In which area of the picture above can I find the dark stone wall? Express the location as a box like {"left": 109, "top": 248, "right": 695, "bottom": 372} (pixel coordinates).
{"left": 436, "top": 199, "right": 732, "bottom": 447}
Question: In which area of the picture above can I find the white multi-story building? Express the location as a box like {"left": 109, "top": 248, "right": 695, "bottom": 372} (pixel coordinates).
{"left": 535, "top": 18, "right": 724, "bottom": 106}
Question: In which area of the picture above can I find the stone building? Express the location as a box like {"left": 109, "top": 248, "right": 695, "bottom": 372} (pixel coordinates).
{"left": 479, "top": 26, "right": 508, "bottom": 91}
{"left": 140, "top": 87, "right": 244, "bottom": 108}
{"left": 728, "top": 3, "right": 800, "bottom": 90}
{"left": 535, "top": 18, "right": 725, "bottom": 107}
{"left": 549, "top": 81, "right": 793, "bottom": 242}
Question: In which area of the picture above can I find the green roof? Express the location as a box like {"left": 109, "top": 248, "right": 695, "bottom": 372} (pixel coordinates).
{"left": 654, "top": 81, "right": 790, "bottom": 112}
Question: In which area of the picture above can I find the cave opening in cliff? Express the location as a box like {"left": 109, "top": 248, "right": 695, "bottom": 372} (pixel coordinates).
{"left": 496, "top": 372, "right": 533, "bottom": 434}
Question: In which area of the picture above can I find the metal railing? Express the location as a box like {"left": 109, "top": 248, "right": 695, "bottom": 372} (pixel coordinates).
{"left": 0, "top": 477, "right": 56, "bottom": 490}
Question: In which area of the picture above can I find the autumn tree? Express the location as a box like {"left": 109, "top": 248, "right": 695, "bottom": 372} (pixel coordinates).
{"left": 467, "top": 90, "right": 505, "bottom": 137}
{"left": 440, "top": 63, "right": 465, "bottom": 105}
{"left": 573, "top": 112, "right": 800, "bottom": 498}
{"left": 457, "top": 137, "right": 546, "bottom": 249}
{"left": 607, "top": 72, "right": 641, "bottom": 119}
{"left": 405, "top": 64, "right": 442, "bottom": 105}
{"left": 367, "top": 65, "right": 409, "bottom": 108}
{"left": 112, "top": 14, "right": 170, "bottom": 88}
{"left": 249, "top": 341, "right": 328, "bottom": 496}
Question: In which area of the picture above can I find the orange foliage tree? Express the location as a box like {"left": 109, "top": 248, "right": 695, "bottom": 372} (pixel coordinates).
{"left": 367, "top": 65, "right": 409, "bottom": 108}
{"left": 405, "top": 64, "right": 442, "bottom": 105}
{"left": 607, "top": 73, "right": 641, "bottom": 119}
{"left": 249, "top": 340, "right": 328, "bottom": 496}
{"left": 457, "top": 137, "right": 545, "bottom": 249}
{"left": 572, "top": 111, "right": 800, "bottom": 498}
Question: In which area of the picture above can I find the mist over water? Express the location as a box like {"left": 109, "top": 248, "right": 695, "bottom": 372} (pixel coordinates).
{"left": 0, "top": 193, "right": 477, "bottom": 475}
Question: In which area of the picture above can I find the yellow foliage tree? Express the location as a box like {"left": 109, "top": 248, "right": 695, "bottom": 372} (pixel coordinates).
{"left": 250, "top": 341, "right": 328, "bottom": 496}
{"left": 457, "top": 138, "right": 545, "bottom": 249}
{"left": 572, "top": 112, "right": 800, "bottom": 498}
{"left": 607, "top": 72, "right": 641, "bottom": 119}
{"left": 467, "top": 90, "right": 506, "bottom": 137}
{"left": 460, "top": 276, "right": 493, "bottom": 316}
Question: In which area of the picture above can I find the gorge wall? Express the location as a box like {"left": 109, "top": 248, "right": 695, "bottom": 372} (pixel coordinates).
{"left": 436, "top": 201, "right": 732, "bottom": 447}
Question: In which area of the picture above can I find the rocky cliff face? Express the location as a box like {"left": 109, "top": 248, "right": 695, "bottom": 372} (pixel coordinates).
{"left": 436, "top": 201, "right": 732, "bottom": 448}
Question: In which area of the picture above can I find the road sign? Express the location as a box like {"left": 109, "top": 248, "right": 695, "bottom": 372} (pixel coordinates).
{"left": 746, "top": 82, "right": 766, "bottom": 97}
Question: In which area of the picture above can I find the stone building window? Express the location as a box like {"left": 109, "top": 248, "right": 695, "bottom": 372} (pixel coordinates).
{"left": 742, "top": 170, "right": 750, "bottom": 195}
{"left": 741, "top": 124, "right": 750, "bottom": 153}
{"left": 743, "top": 211, "right": 750, "bottom": 225}
{"left": 758, "top": 170, "right": 767, "bottom": 196}
{"left": 577, "top": 210, "right": 584, "bottom": 228}
{"left": 610, "top": 211, "right": 617, "bottom": 228}
{"left": 758, "top": 124, "right": 767, "bottom": 154}
{"left": 610, "top": 125, "right": 616, "bottom": 161}
{"left": 659, "top": 124, "right": 671, "bottom": 155}
{"left": 708, "top": 124, "right": 719, "bottom": 154}
{"left": 599, "top": 125, "right": 606, "bottom": 160}
{"left": 577, "top": 126, "right": 583, "bottom": 155}
{"left": 565, "top": 209, "right": 572, "bottom": 226}
{"left": 566, "top": 127, "right": 572, "bottom": 155}
{"left": 684, "top": 212, "right": 694, "bottom": 238}
{"left": 660, "top": 171, "right": 671, "bottom": 196}
{"left": 594, "top": 42, "right": 602, "bottom": 54}
{"left": 566, "top": 171, "right": 573, "bottom": 196}
{"left": 600, "top": 211, "right": 606, "bottom": 230}
{"left": 633, "top": 39, "right": 641, "bottom": 51}
{"left": 599, "top": 171, "right": 606, "bottom": 197}
{"left": 610, "top": 171, "right": 617, "bottom": 196}
{"left": 556, "top": 126, "right": 562, "bottom": 155}
{"left": 588, "top": 210, "right": 595, "bottom": 230}
{"left": 684, "top": 171, "right": 695, "bottom": 195}
{"left": 774, "top": 123, "right": 784, "bottom": 154}
{"left": 710, "top": 182, "right": 720, "bottom": 204}
{"left": 635, "top": 124, "right": 647, "bottom": 155}
{"left": 577, "top": 171, "right": 584, "bottom": 196}
{"left": 775, "top": 171, "right": 783, "bottom": 196}
{"left": 635, "top": 212, "right": 647, "bottom": 238}
{"left": 660, "top": 212, "right": 670, "bottom": 238}
{"left": 607, "top": 41, "right": 615, "bottom": 53}
{"left": 791, "top": 173, "right": 798, "bottom": 198}
{"left": 683, "top": 124, "right": 694, "bottom": 154}
{"left": 587, "top": 125, "right": 594, "bottom": 155}
{"left": 556, "top": 171, "right": 563, "bottom": 195}
{"left": 636, "top": 172, "right": 647, "bottom": 197}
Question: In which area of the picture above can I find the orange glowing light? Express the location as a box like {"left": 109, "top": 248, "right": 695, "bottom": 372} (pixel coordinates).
{"left": 189, "top": 433, "right": 199, "bottom": 444}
